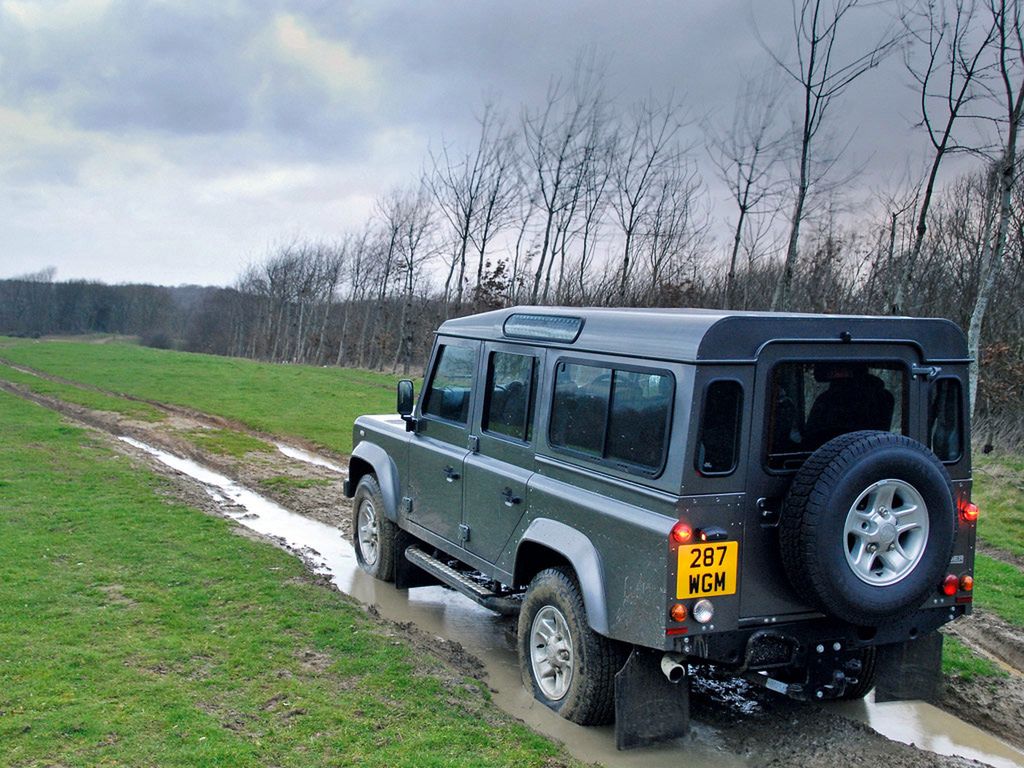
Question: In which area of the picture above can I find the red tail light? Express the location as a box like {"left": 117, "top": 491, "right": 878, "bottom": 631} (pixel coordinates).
{"left": 941, "top": 574, "right": 959, "bottom": 596}
{"left": 671, "top": 522, "right": 692, "bottom": 544}
{"left": 960, "top": 501, "right": 980, "bottom": 523}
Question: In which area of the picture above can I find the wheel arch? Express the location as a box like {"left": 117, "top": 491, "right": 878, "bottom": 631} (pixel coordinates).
{"left": 347, "top": 442, "right": 401, "bottom": 522}
{"left": 514, "top": 519, "right": 610, "bottom": 635}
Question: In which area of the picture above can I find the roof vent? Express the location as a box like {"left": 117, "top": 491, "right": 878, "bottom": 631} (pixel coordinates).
{"left": 503, "top": 313, "right": 583, "bottom": 343}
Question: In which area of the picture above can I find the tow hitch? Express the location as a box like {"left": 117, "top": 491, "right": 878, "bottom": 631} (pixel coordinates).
{"left": 744, "top": 641, "right": 864, "bottom": 701}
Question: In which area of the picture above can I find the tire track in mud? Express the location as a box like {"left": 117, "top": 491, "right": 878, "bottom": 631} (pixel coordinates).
{"left": 0, "top": 356, "right": 348, "bottom": 464}
{"left": 0, "top": 379, "right": 1018, "bottom": 768}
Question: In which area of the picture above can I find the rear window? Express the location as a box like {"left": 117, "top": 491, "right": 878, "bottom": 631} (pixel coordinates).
{"left": 929, "top": 378, "right": 963, "bottom": 462}
{"left": 767, "top": 361, "right": 905, "bottom": 470}
{"left": 696, "top": 380, "right": 743, "bottom": 476}
{"left": 550, "top": 361, "right": 674, "bottom": 474}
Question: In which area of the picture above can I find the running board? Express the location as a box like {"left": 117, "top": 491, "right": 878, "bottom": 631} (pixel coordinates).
{"left": 404, "top": 546, "right": 523, "bottom": 616}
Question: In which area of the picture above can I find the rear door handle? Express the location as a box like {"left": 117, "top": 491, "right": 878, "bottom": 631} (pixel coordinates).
{"left": 502, "top": 487, "right": 522, "bottom": 506}
{"left": 444, "top": 465, "right": 460, "bottom": 483}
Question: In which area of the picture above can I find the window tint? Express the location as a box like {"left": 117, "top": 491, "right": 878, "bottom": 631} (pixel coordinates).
{"left": 484, "top": 352, "right": 536, "bottom": 441}
{"left": 551, "top": 362, "right": 610, "bottom": 456}
{"left": 422, "top": 345, "right": 475, "bottom": 424}
{"left": 696, "top": 381, "right": 743, "bottom": 475}
{"left": 550, "top": 361, "right": 673, "bottom": 473}
{"left": 767, "top": 361, "right": 905, "bottom": 470}
{"left": 929, "top": 378, "right": 963, "bottom": 462}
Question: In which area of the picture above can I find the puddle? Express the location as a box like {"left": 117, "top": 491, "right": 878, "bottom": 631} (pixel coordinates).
{"left": 275, "top": 442, "right": 347, "bottom": 474}
{"left": 119, "top": 435, "right": 1024, "bottom": 768}
{"left": 832, "top": 695, "right": 1024, "bottom": 768}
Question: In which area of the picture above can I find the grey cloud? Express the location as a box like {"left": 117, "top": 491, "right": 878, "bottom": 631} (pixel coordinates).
{"left": 0, "top": 1, "right": 379, "bottom": 160}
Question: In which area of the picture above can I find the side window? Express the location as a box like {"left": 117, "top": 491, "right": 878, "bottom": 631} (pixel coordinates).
{"left": 929, "top": 378, "right": 963, "bottom": 462}
{"left": 606, "top": 369, "right": 674, "bottom": 469}
{"left": 483, "top": 351, "right": 536, "bottom": 442}
{"left": 550, "top": 360, "right": 674, "bottom": 474}
{"left": 551, "top": 362, "right": 610, "bottom": 457}
{"left": 695, "top": 380, "right": 743, "bottom": 476}
{"left": 422, "top": 345, "right": 476, "bottom": 425}
{"left": 767, "top": 361, "right": 906, "bottom": 470}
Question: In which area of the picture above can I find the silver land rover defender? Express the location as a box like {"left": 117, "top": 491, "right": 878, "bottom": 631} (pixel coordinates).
{"left": 344, "top": 307, "right": 976, "bottom": 749}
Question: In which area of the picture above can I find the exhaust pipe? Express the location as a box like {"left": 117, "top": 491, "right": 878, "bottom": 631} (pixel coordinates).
{"left": 660, "top": 653, "right": 687, "bottom": 684}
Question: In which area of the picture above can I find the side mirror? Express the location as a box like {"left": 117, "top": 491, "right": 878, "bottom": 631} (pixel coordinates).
{"left": 397, "top": 379, "right": 416, "bottom": 431}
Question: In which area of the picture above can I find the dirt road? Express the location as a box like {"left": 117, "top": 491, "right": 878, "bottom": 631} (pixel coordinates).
{"left": 1, "top": 370, "right": 1021, "bottom": 768}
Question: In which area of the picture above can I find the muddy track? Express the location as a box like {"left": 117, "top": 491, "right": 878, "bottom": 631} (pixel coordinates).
{"left": 1, "top": 380, "right": 1018, "bottom": 767}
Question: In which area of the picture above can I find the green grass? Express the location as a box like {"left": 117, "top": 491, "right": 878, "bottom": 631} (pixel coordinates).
{"left": 185, "top": 428, "right": 273, "bottom": 457}
{"left": 941, "top": 636, "right": 1008, "bottom": 681}
{"left": 973, "top": 553, "right": 1024, "bottom": 626}
{"left": 258, "top": 476, "right": 333, "bottom": 491}
{"left": 0, "top": 361, "right": 165, "bottom": 422}
{"left": 0, "top": 340, "right": 407, "bottom": 453}
{"left": 973, "top": 454, "right": 1024, "bottom": 558}
{"left": 0, "top": 391, "right": 569, "bottom": 767}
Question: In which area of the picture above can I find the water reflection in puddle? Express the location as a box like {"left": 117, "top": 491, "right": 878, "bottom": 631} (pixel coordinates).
{"left": 275, "top": 442, "right": 347, "bottom": 474}
{"left": 119, "top": 436, "right": 1024, "bottom": 768}
{"left": 832, "top": 695, "right": 1024, "bottom": 768}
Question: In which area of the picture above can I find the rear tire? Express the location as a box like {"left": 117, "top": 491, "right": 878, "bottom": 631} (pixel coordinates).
{"left": 517, "top": 567, "right": 625, "bottom": 725}
{"left": 352, "top": 475, "right": 396, "bottom": 582}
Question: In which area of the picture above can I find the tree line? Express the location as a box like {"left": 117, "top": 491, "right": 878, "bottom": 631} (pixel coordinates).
{"left": 2, "top": 0, "right": 1022, "bottom": 447}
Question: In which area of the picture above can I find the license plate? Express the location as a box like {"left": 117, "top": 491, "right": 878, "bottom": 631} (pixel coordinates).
{"left": 676, "top": 542, "right": 738, "bottom": 599}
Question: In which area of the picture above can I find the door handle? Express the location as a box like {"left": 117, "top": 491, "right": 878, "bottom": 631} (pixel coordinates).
{"left": 502, "top": 487, "right": 522, "bottom": 507}
{"left": 444, "top": 465, "right": 460, "bottom": 483}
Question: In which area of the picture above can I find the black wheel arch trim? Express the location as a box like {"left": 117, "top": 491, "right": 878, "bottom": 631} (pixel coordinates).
{"left": 348, "top": 441, "right": 401, "bottom": 522}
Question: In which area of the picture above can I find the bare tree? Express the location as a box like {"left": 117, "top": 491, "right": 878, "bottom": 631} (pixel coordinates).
{"left": 429, "top": 104, "right": 498, "bottom": 313}
{"left": 968, "top": 0, "right": 1024, "bottom": 413}
{"left": 391, "top": 183, "right": 436, "bottom": 374}
{"left": 611, "top": 97, "right": 684, "bottom": 303}
{"left": 707, "top": 73, "right": 787, "bottom": 309}
{"left": 764, "top": 0, "right": 902, "bottom": 310}
{"left": 892, "top": 0, "right": 997, "bottom": 314}
{"left": 522, "top": 57, "right": 609, "bottom": 304}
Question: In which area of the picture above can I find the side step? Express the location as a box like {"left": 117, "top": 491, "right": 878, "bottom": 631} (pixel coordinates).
{"left": 404, "top": 546, "right": 523, "bottom": 616}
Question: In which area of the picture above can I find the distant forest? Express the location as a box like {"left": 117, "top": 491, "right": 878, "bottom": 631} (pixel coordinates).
{"left": 2, "top": 1, "right": 1023, "bottom": 446}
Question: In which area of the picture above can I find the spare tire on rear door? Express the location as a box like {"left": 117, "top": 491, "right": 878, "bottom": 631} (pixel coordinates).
{"left": 779, "top": 430, "right": 956, "bottom": 626}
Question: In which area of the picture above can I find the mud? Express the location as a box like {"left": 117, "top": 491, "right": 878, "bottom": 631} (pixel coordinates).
{"left": 949, "top": 611, "right": 1024, "bottom": 676}
{"left": 3, "top": 377, "right": 1023, "bottom": 768}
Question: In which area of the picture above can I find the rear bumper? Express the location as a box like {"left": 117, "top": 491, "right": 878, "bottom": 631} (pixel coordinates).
{"left": 667, "top": 603, "right": 966, "bottom": 667}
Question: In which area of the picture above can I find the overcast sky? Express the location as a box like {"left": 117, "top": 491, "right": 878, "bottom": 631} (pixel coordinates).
{"left": 0, "top": 0, "right": 939, "bottom": 287}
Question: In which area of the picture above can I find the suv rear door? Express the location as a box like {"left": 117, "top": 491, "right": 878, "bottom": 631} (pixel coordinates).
{"left": 740, "top": 342, "right": 925, "bottom": 620}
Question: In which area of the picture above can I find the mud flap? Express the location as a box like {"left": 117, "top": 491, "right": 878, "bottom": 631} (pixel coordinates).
{"left": 874, "top": 630, "right": 943, "bottom": 703}
{"left": 614, "top": 647, "right": 689, "bottom": 750}
{"left": 393, "top": 531, "right": 442, "bottom": 590}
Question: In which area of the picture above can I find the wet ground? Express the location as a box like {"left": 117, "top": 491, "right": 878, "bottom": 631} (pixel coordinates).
{"left": 1, "top": 368, "right": 1023, "bottom": 768}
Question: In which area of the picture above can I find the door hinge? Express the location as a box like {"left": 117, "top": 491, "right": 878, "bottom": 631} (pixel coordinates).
{"left": 401, "top": 496, "right": 413, "bottom": 516}
{"left": 459, "top": 523, "right": 471, "bottom": 543}
{"left": 468, "top": 435, "right": 480, "bottom": 453}
{"left": 911, "top": 364, "right": 941, "bottom": 380}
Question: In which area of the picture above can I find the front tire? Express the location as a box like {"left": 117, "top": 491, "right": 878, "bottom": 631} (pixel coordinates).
{"left": 352, "top": 475, "right": 396, "bottom": 582}
{"left": 517, "top": 567, "right": 624, "bottom": 725}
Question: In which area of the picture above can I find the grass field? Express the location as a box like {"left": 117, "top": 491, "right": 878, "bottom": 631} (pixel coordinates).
{"left": 0, "top": 338, "right": 403, "bottom": 453}
{"left": 0, "top": 360, "right": 166, "bottom": 422}
{"left": 0, "top": 390, "right": 568, "bottom": 767}
{"left": 974, "top": 454, "right": 1024, "bottom": 558}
